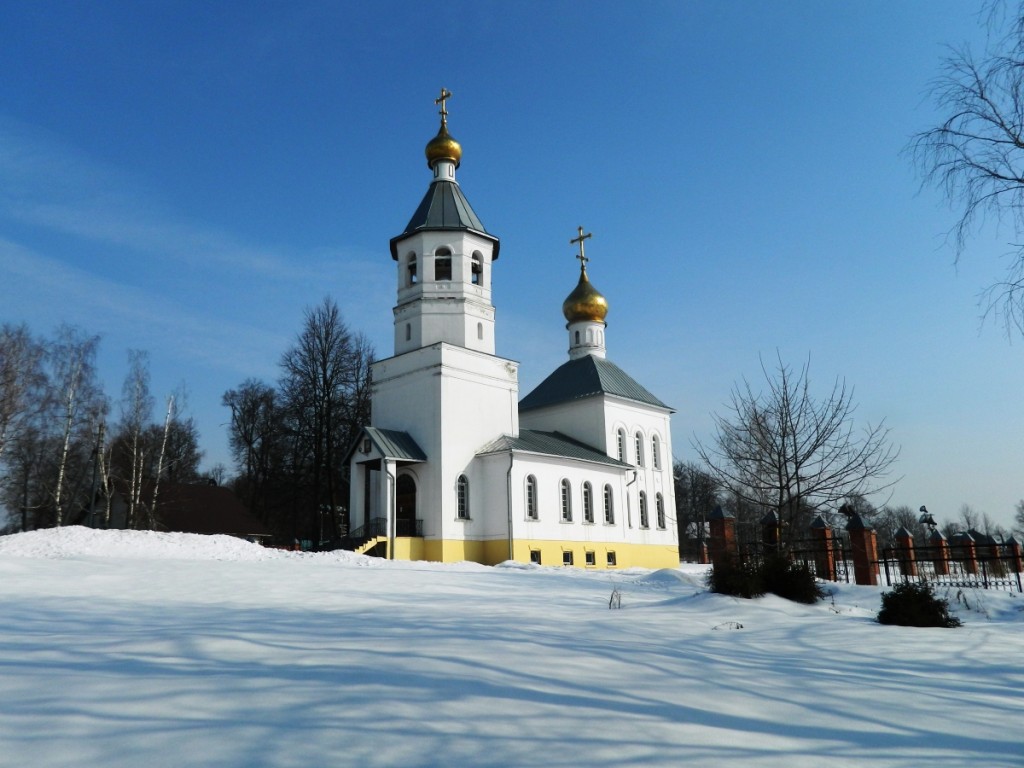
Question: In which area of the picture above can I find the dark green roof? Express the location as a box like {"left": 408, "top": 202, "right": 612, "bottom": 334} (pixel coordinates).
{"left": 478, "top": 430, "right": 630, "bottom": 468}
{"left": 366, "top": 428, "right": 427, "bottom": 461}
{"left": 345, "top": 427, "right": 427, "bottom": 464}
{"left": 519, "top": 355, "right": 670, "bottom": 413}
{"left": 389, "top": 180, "right": 500, "bottom": 259}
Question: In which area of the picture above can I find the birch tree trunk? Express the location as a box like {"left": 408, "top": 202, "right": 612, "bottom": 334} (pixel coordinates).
{"left": 149, "top": 395, "right": 174, "bottom": 530}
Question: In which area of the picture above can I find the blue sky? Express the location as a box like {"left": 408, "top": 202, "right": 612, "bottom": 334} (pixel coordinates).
{"left": 1, "top": 1, "right": 1021, "bottom": 529}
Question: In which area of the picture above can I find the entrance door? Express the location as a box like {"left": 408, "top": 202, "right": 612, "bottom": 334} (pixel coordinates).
{"left": 396, "top": 475, "right": 417, "bottom": 537}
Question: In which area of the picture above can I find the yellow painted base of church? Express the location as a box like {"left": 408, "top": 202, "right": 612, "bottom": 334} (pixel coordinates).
{"left": 386, "top": 537, "right": 679, "bottom": 570}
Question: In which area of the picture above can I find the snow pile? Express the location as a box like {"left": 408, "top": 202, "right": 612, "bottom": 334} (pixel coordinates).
{"left": 0, "top": 527, "right": 1022, "bottom": 767}
{"left": 0, "top": 525, "right": 287, "bottom": 561}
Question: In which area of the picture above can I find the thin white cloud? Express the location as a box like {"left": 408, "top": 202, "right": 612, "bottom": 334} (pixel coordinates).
{"left": 0, "top": 118, "right": 365, "bottom": 283}
{"left": 0, "top": 238, "right": 286, "bottom": 379}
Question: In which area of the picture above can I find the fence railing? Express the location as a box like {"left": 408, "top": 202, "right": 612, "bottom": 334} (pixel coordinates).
{"left": 879, "top": 544, "right": 1023, "bottom": 592}
{"left": 707, "top": 509, "right": 1023, "bottom": 591}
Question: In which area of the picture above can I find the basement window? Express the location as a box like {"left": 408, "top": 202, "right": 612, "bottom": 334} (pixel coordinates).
{"left": 562, "top": 550, "right": 574, "bottom": 566}
{"left": 585, "top": 551, "right": 596, "bottom": 567}
{"left": 530, "top": 549, "right": 541, "bottom": 565}
{"left": 606, "top": 551, "right": 617, "bottom": 567}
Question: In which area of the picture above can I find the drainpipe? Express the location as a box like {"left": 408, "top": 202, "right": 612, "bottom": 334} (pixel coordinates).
{"left": 506, "top": 452, "right": 515, "bottom": 562}
{"left": 386, "top": 463, "right": 396, "bottom": 560}
{"left": 626, "top": 468, "right": 637, "bottom": 529}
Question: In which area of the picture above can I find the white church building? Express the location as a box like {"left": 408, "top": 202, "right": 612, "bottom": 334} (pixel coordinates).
{"left": 346, "top": 93, "right": 678, "bottom": 569}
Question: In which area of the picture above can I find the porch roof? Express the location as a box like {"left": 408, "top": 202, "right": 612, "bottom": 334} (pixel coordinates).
{"left": 348, "top": 427, "right": 427, "bottom": 464}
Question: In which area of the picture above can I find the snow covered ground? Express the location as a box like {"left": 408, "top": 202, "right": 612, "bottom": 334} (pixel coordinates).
{"left": 0, "top": 528, "right": 1021, "bottom": 768}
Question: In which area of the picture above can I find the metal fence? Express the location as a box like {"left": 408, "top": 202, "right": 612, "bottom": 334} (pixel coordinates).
{"left": 737, "top": 536, "right": 853, "bottom": 583}
{"left": 878, "top": 544, "right": 1023, "bottom": 592}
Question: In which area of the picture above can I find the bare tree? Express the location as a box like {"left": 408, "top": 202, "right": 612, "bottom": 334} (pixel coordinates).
{"left": 874, "top": 504, "right": 927, "bottom": 547}
{"left": 673, "top": 460, "right": 721, "bottom": 560}
{"left": 279, "top": 297, "right": 373, "bottom": 543}
{"left": 148, "top": 395, "right": 174, "bottom": 529}
{"left": 115, "top": 350, "right": 153, "bottom": 529}
{"left": 695, "top": 355, "right": 900, "bottom": 546}
{"left": 223, "top": 379, "right": 279, "bottom": 521}
{"left": 1013, "top": 498, "right": 1024, "bottom": 536}
{"left": 909, "top": 2, "right": 1024, "bottom": 335}
{"left": 49, "top": 326, "right": 106, "bottom": 527}
{"left": 0, "top": 323, "right": 46, "bottom": 464}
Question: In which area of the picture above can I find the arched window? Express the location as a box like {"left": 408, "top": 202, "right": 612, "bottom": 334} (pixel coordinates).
{"left": 471, "top": 252, "right": 483, "bottom": 285}
{"left": 635, "top": 432, "right": 644, "bottom": 467}
{"left": 582, "top": 482, "right": 594, "bottom": 523}
{"left": 477, "top": 322, "right": 483, "bottom": 340}
{"left": 574, "top": 330, "right": 580, "bottom": 344}
{"left": 560, "top": 479, "right": 572, "bottom": 522}
{"left": 457, "top": 475, "right": 470, "bottom": 519}
{"left": 656, "top": 493, "right": 666, "bottom": 529}
{"left": 652, "top": 435, "right": 661, "bottom": 470}
{"left": 616, "top": 429, "right": 626, "bottom": 462}
{"left": 407, "top": 252, "right": 418, "bottom": 285}
{"left": 526, "top": 475, "right": 538, "bottom": 520}
{"left": 639, "top": 491, "right": 649, "bottom": 529}
{"left": 405, "top": 323, "right": 411, "bottom": 341}
{"left": 603, "top": 485, "right": 615, "bottom": 524}
{"left": 435, "top": 247, "right": 452, "bottom": 281}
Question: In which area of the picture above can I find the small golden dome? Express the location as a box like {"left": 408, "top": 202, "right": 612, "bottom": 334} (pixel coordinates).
{"left": 562, "top": 267, "right": 609, "bottom": 323}
{"left": 425, "top": 121, "right": 462, "bottom": 169}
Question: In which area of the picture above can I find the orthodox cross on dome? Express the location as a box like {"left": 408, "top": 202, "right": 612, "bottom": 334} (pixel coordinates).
{"left": 435, "top": 88, "right": 452, "bottom": 125}
{"left": 570, "top": 226, "right": 592, "bottom": 270}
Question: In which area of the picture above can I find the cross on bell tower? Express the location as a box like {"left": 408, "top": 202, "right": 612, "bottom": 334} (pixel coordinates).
{"left": 571, "top": 226, "right": 592, "bottom": 272}
{"left": 435, "top": 88, "right": 452, "bottom": 125}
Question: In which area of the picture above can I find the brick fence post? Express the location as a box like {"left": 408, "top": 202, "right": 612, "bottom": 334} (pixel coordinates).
{"left": 895, "top": 526, "right": 917, "bottom": 578}
{"left": 810, "top": 515, "right": 837, "bottom": 581}
{"left": 930, "top": 529, "right": 950, "bottom": 576}
{"left": 708, "top": 505, "right": 737, "bottom": 569}
{"left": 845, "top": 512, "right": 879, "bottom": 586}
{"left": 1007, "top": 536, "right": 1023, "bottom": 574}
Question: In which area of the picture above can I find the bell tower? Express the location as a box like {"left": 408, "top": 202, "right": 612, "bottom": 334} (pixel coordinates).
{"left": 388, "top": 88, "right": 501, "bottom": 356}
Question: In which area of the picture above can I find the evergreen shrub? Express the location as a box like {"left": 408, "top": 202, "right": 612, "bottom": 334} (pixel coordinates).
{"left": 706, "top": 558, "right": 764, "bottom": 599}
{"left": 707, "top": 555, "right": 824, "bottom": 603}
{"left": 760, "top": 555, "right": 826, "bottom": 604}
{"left": 877, "top": 581, "right": 962, "bottom": 628}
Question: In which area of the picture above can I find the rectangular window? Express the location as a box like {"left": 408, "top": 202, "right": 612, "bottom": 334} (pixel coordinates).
{"left": 585, "top": 551, "right": 596, "bottom": 566}
{"left": 530, "top": 550, "right": 541, "bottom": 565}
{"left": 606, "top": 551, "right": 617, "bottom": 567}
{"left": 562, "top": 550, "right": 574, "bottom": 566}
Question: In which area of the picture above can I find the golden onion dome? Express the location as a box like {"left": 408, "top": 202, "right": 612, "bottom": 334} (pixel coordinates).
{"left": 425, "top": 121, "right": 462, "bottom": 169}
{"left": 562, "top": 267, "right": 609, "bottom": 323}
